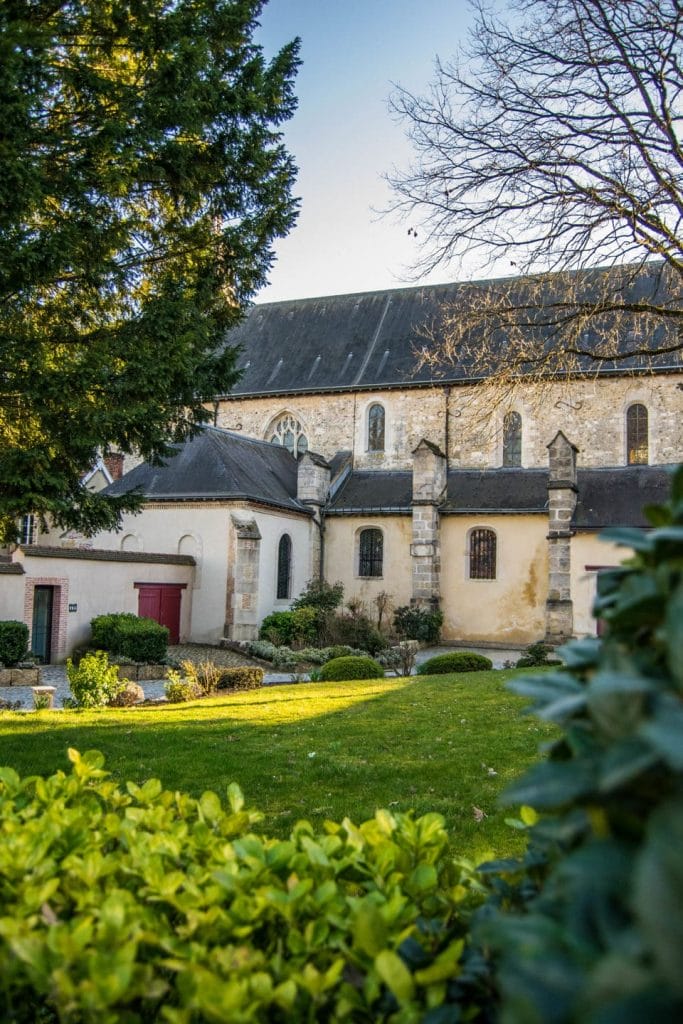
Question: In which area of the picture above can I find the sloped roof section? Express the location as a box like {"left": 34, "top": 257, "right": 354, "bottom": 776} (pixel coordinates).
{"left": 328, "top": 465, "right": 672, "bottom": 526}
{"left": 574, "top": 466, "right": 674, "bottom": 528}
{"left": 224, "top": 265, "right": 677, "bottom": 397}
{"left": 105, "top": 427, "right": 310, "bottom": 515}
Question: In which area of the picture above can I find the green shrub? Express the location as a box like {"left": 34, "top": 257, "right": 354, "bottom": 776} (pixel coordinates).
{"left": 216, "top": 666, "right": 264, "bottom": 691}
{"left": 0, "top": 620, "right": 28, "bottom": 667}
{"left": 393, "top": 605, "right": 444, "bottom": 644}
{"left": 319, "top": 655, "right": 384, "bottom": 681}
{"left": 90, "top": 612, "right": 168, "bottom": 663}
{"left": 66, "top": 650, "right": 122, "bottom": 708}
{"left": 259, "top": 610, "right": 296, "bottom": 646}
{"left": 417, "top": 651, "right": 493, "bottom": 675}
{"left": 515, "top": 640, "right": 562, "bottom": 668}
{"left": 327, "top": 614, "right": 388, "bottom": 655}
{"left": 248, "top": 639, "right": 278, "bottom": 661}
{"left": 0, "top": 748, "right": 479, "bottom": 1022}
{"left": 292, "top": 578, "right": 344, "bottom": 614}
{"left": 471, "top": 464, "right": 683, "bottom": 1021}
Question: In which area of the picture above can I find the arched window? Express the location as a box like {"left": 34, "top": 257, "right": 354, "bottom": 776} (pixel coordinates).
{"left": 502, "top": 411, "right": 522, "bottom": 467}
{"left": 469, "top": 528, "right": 496, "bottom": 580}
{"left": 276, "top": 534, "right": 292, "bottom": 599}
{"left": 626, "top": 404, "right": 648, "bottom": 465}
{"left": 367, "top": 403, "right": 385, "bottom": 452}
{"left": 358, "top": 528, "right": 383, "bottom": 577}
{"left": 268, "top": 413, "right": 308, "bottom": 458}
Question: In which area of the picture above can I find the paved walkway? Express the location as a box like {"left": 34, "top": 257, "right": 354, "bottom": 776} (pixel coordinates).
{"left": 2, "top": 642, "right": 524, "bottom": 710}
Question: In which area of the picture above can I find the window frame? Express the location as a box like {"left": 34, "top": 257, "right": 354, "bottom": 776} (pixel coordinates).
{"left": 276, "top": 533, "right": 292, "bottom": 600}
{"left": 367, "top": 403, "right": 386, "bottom": 453}
{"left": 20, "top": 514, "right": 35, "bottom": 546}
{"left": 357, "top": 527, "right": 384, "bottom": 578}
{"left": 626, "top": 403, "right": 649, "bottom": 465}
{"left": 268, "top": 412, "right": 309, "bottom": 458}
{"left": 502, "top": 411, "right": 522, "bottom": 467}
{"left": 468, "top": 527, "right": 497, "bottom": 580}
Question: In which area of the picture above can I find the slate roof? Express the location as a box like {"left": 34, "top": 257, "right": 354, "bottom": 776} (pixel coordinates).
{"left": 328, "top": 465, "right": 673, "bottom": 527}
{"left": 105, "top": 426, "right": 311, "bottom": 515}
{"left": 224, "top": 264, "right": 677, "bottom": 398}
{"left": 574, "top": 466, "right": 674, "bottom": 529}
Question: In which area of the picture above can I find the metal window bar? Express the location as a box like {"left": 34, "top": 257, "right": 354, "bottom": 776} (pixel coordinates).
{"left": 470, "top": 529, "right": 496, "bottom": 579}
{"left": 359, "top": 529, "right": 383, "bottom": 577}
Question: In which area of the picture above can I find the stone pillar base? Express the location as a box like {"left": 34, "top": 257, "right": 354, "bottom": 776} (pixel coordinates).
{"left": 545, "top": 599, "right": 574, "bottom": 643}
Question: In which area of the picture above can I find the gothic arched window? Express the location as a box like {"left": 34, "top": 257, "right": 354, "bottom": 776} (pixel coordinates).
{"left": 626, "top": 404, "right": 648, "bottom": 465}
{"left": 367, "top": 403, "right": 385, "bottom": 452}
{"left": 358, "top": 528, "right": 383, "bottom": 577}
{"left": 469, "top": 528, "right": 496, "bottom": 580}
{"left": 268, "top": 413, "right": 308, "bottom": 458}
{"left": 502, "top": 411, "right": 522, "bottom": 467}
{"left": 276, "top": 534, "right": 292, "bottom": 599}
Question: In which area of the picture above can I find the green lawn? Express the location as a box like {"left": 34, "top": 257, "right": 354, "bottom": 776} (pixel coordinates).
{"left": 0, "top": 670, "right": 554, "bottom": 861}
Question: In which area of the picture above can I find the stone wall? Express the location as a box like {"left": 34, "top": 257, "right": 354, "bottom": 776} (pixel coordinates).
{"left": 217, "top": 372, "right": 682, "bottom": 470}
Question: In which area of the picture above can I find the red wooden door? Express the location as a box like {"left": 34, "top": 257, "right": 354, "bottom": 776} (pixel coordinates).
{"left": 136, "top": 584, "right": 184, "bottom": 644}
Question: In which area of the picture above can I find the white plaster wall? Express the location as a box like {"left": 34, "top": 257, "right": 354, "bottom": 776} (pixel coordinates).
{"left": 243, "top": 506, "right": 316, "bottom": 625}
{"left": 0, "top": 572, "right": 26, "bottom": 623}
{"left": 324, "top": 515, "right": 414, "bottom": 616}
{"left": 571, "top": 534, "right": 633, "bottom": 637}
{"left": 11, "top": 551, "right": 193, "bottom": 659}
{"left": 440, "top": 515, "right": 549, "bottom": 645}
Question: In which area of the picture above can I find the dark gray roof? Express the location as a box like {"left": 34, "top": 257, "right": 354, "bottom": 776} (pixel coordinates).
{"left": 328, "top": 465, "right": 672, "bottom": 526}
{"left": 225, "top": 265, "right": 677, "bottom": 398}
{"left": 328, "top": 468, "right": 549, "bottom": 514}
{"left": 105, "top": 427, "right": 311, "bottom": 515}
{"left": 574, "top": 466, "right": 674, "bottom": 528}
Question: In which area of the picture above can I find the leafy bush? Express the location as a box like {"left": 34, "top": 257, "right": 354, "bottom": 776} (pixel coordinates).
{"left": 108, "top": 681, "right": 144, "bottom": 707}
{"left": 0, "top": 620, "right": 29, "bottom": 667}
{"left": 164, "top": 669, "right": 202, "bottom": 703}
{"left": 515, "top": 640, "right": 562, "bottom": 668}
{"left": 247, "top": 639, "right": 278, "bottom": 662}
{"left": 66, "top": 651, "right": 122, "bottom": 708}
{"left": 319, "top": 655, "right": 384, "bottom": 681}
{"left": 417, "top": 651, "right": 493, "bottom": 675}
{"left": 216, "top": 666, "right": 264, "bottom": 691}
{"left": 259, "top": 607, "right": 318, "bottom": 648}
{"left": 471, "top": 464, "right": 683, "bottom": 1021}
{"left": 327, "top": 613, "right": 388, "bottom": 655}
{"left": 291, "top": 578, "right": 344, "bottom": 614}
{"left": 0, "top": 749, "right": 479, "bottom": 1022}
{"left": 90, "top": 612, "right": 168, "bottom": 663}
{"left": 179, "top": 659, "right": 222, "bottom": 696}
{"left": 393, "top": 605, "right": 444, "bottom": 644}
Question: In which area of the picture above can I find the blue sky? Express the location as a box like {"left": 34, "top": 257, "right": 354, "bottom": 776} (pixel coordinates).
{"left": 256, "top": 1, "right": 474, "bottom": 303}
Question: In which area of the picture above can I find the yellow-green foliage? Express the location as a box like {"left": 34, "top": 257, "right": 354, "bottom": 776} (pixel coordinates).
{"left": 216, "top": 666, "right": 264, "bottom": 691}
{"left": 0, "top": 750, "right": 477, "bottom": 1022}
{"left": 319, "top": 655, "right": 384, "bottom": 682}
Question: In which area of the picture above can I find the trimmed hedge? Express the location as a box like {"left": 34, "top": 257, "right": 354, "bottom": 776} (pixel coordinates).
{"left": 216, "top": 666, "right": 264, "bottom": 691}
{"left": 417, "top": 651, "right": 493, "bottom": 675}
{"left": 0, "top": 750, "right": 472, "bottom": 1022}
{"left": 0, "top": 621, "right": 28, "bottom": 667}
{"left": 90, "top": 613, "right": 168, "bottom": 663}
{"left": 319, "top": 655, "right": 384, "bottom": 681}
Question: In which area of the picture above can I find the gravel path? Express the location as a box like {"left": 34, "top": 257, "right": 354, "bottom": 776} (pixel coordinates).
{"left": 2, "top": 642, "right": 523, "bottom": 711}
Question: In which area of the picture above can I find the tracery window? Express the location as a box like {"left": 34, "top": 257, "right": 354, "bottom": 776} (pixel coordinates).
{"left": 469, "top": 528, "right": 496, "bottom": 580}
{"left": 502, "top": 411, "right": 522, "bottom": 467}
{"left": 626, "top": 404, "right": 648, "bottom": 465}
{"left": 367, "top": 403, "right": 385, "bottom": 452}
{"left": 276, "top": 534, "right": 292, "bottom": 600}
{"left": 269, "top": 413, "right": 308, "bottom": 458}
{"left": 358, "top": 528, "right": 383, "bottom": 577}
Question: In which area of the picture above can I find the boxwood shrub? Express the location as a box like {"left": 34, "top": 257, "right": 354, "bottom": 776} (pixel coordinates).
{"left": 90, "top": 613, "right": 168, "bottom": 663}
{"left": 0, "top": 749, "right": 477, "bottom": 1022}
{"left": 0, "top": 620, "right": 28, "bottom": 667}
{"left": 216, "top": 666, "right": 264, "bottom": 691}
{"left": 319, "top": 655, "right": 384, "bottom": 681}
{"left": 417, "top": 651, "right": 493, "bottom": 675}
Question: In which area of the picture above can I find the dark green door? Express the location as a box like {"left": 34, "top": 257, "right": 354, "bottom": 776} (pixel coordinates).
{"left": 31, "top": 586, "right": 54, "bottom": 664}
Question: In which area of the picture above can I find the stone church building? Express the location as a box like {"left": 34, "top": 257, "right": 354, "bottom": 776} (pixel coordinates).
{"left": 3, "top": 272, "right": 681, "bottom": 660}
